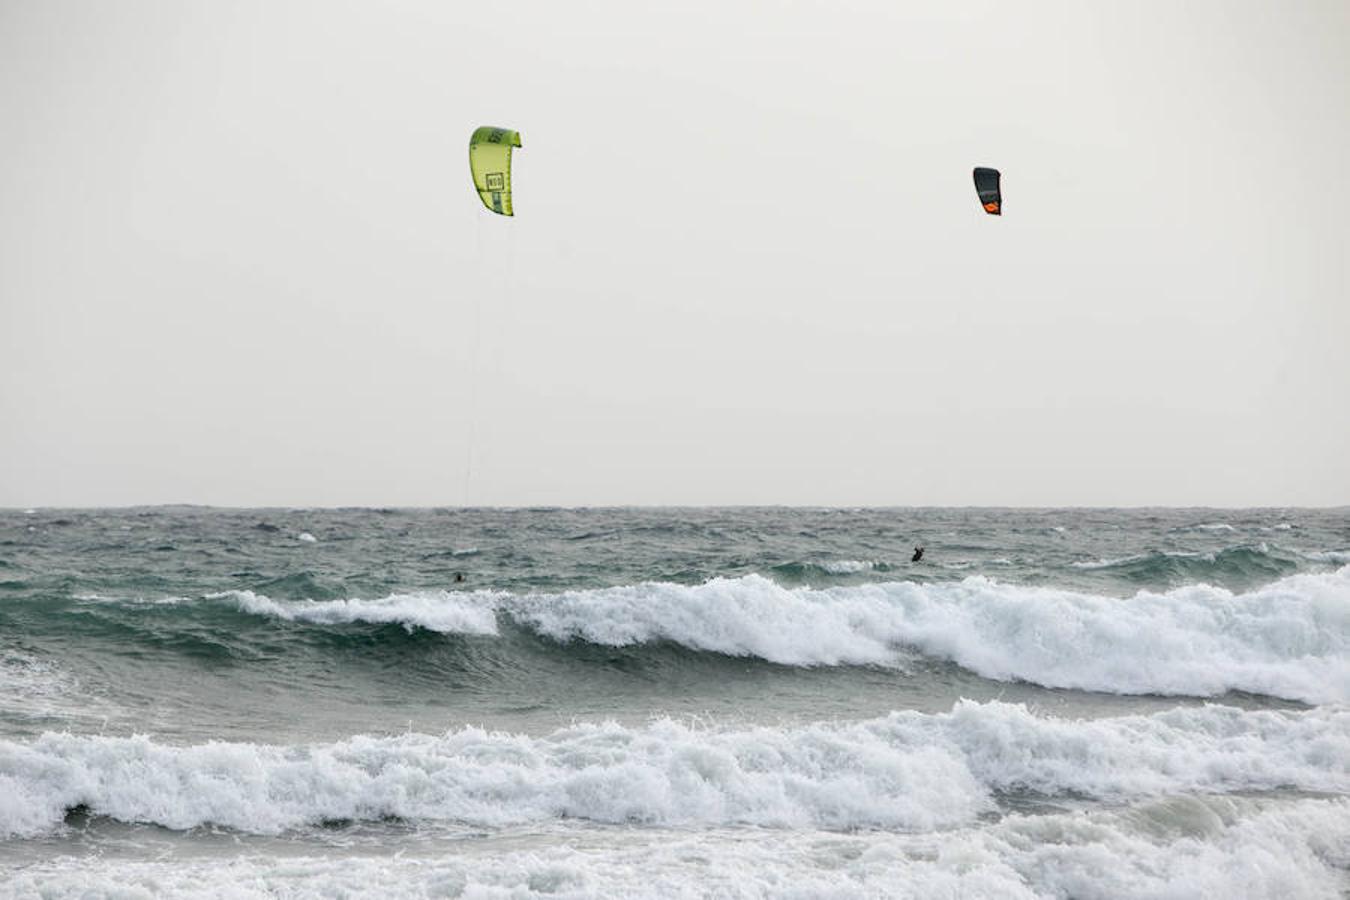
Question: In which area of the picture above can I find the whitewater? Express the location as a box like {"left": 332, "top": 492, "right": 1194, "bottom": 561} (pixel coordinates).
{"left": 201, "top": 566, "right": 1350, "bottom": 703}
{"left": 2, "top": 506, "right": 1347, "bottom": 897}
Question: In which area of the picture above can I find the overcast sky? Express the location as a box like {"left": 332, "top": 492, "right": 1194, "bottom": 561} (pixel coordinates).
{"left": 2, "top": 0, "right": 1347, "bottom": 507}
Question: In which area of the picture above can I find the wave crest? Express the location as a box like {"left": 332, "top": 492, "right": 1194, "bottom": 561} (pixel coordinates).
{"left": 502, "top": 570, "right": 1350, "bottom": 703}
{"left": 206, "top": 590, "right": 501, "bottom": 635}
{"left": 71, "top": 565, "right": 1350, "bottom": 704}
{"left": 2, "top": 701, "right": 1346, "bottom": 839}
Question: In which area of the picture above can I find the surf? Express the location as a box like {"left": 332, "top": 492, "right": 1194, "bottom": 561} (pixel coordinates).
{"left": 2, "top": 701, "right": 1347, "bottom": 839}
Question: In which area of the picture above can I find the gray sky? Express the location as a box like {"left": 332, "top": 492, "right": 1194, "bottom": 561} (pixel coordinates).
{"left": 2, "top": 0, "right": 1348, "bottom": 507}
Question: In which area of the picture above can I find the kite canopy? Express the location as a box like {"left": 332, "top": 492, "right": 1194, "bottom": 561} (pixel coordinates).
{"left": 469, "top": 126, "right": 522, "bottom": 216}
{"left": 973, "top": 167, "right": 1001, "bottom": 216}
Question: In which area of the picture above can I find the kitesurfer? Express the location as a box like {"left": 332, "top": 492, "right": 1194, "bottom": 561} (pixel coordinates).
{"left": 911, "top": 546, "right": 925, "bottom": 563}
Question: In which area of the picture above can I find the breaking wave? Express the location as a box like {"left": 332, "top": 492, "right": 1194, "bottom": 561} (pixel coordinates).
{"left": 39, "top": 564, "right": 1350, "bottom": 704}
{"left": 2, "top": 701, "right": 1346, "bottom": 839}
{"left": 8, "top": 796, "right": 1348, "bottom": 899}
{"left": 208, "top": 589, "right": 502, "bottom": 636}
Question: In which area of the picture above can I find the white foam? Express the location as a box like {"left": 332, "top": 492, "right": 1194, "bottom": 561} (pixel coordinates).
{"left": 507, "top": 576, "right": 904, "bottom": 667}
{"left": 101, "top": 565, "right": 1350, "bottom": 703}
{"left": 0, "top": 651, "right": 131, "bottom": 742}
{"left": 1071, "top": 553, "right": 1148, "bottom": 569}
{"left": 818, "top": 560, "right": 877, "bottom": 574}
{"left": 8, "top": 797, "right": 1348, "bottom": 900}
{"left": 1071, "top": 549, "right": 1210, "bottom": 569}
{"left": 503, "top": 569, "right": 1350, "bottom": 703}
{"left": 0, "top": 652, "right": 91, "bottom": 724}
{"left": 1302, "top": 549, "right": 1350, "bottom": 565}
{"left": 297, "top": 532, "right": 317, "bottom": 543}
{"left": 1, "top": 701, "right": 1346, "bottom": 840}
{"left": 207, "top": 590, "right": 501, "bottom": 635}
{"left": 73, "top": 592, "right": 189, "bottom": 606}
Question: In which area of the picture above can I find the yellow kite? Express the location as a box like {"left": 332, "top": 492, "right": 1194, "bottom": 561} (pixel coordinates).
{"left": 469, "top": 126, "right": 522, "bottom": 216}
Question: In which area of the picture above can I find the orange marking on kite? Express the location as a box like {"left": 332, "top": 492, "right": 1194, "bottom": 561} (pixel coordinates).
{"left": 984, "top": 202, "right": 1000, "bottom": 213}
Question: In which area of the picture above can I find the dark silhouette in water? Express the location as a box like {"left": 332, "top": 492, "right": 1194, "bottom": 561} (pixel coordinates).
{"left": 912, "top": 546, "right": 925, "bottom": 563}
{"left": 454, "top": 572, "right": 465, "bottom": 583}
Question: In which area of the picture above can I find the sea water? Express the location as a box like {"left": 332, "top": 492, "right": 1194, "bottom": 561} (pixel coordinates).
{"left": 1, "top": 507, "right": 1347, "bottom": 897}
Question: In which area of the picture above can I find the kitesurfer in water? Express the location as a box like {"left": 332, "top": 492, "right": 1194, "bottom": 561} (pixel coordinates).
{"left": 911, "top": 546, "right": 925, "bottom": 563}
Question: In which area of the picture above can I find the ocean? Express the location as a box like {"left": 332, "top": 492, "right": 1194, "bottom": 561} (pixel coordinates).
{"left": 1, "top": 506, "right": 1347, "bottom": 897}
